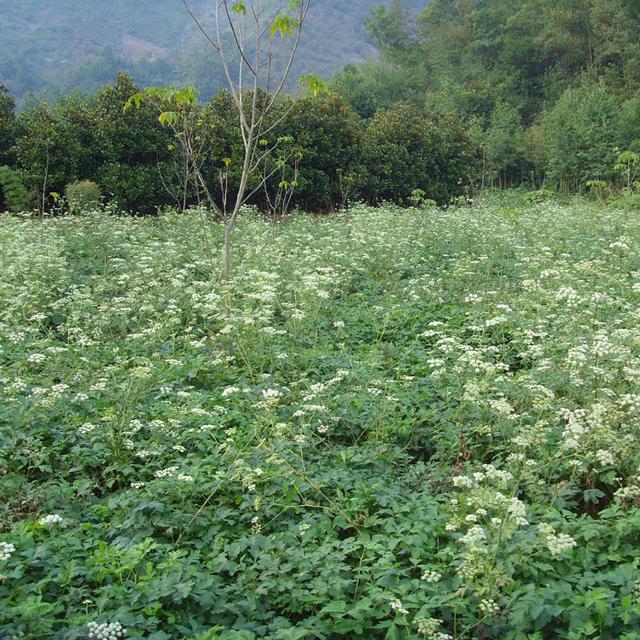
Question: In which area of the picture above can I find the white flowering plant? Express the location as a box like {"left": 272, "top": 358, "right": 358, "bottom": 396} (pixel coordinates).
{"left": 3, "top": 199, "right": 640, "bottom": 638}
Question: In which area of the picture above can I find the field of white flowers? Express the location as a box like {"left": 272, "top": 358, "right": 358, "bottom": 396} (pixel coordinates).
{"left": 3, "top": 198, "right": 640, "bottom": 639}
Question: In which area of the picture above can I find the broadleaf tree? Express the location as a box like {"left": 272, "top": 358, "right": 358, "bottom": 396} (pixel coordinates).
{"left": 125, "top": 86, "right": 211, "bottom": 212}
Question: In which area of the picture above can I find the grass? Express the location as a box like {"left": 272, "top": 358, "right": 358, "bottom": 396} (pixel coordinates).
{"left": 3, "top": 198, "right": 640, "bottom": 639}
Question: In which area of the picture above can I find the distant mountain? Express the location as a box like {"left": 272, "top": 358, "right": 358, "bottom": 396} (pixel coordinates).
{"left": 0, "top": 0, "right": 411, "bottom": 102}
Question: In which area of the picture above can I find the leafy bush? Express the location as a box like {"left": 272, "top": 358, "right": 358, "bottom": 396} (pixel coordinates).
{"left": 65, "top": 180, "right": 102, "bottom": 213}
{"left": 93, "top": 74, "right": 175, "bottom": 213}
{"left": 523, "top": 187, "right": 556, "bottom": 204}
{"left": 360, "top": 102, "right": 478, "bottom": 205}
{"left": 611, "top": 188, "right": 640, "bottom": 211}
{"left": 618, "top": 91, "right": 640, "bottom": 154}
{"left": 331, "top": 62, "right": 424, "bottom": 119}
{"left": 0, "top": 84, "right": 16, "bottom": 166}
{"left": 276, "top": 93, "right": 363, "bottom": 212}
{"left": 543, "top": 82, "right": 620, "bottom": 191}
{"left": 0, "top": 165, "right": 34, "bottom": 212}
{"left": 484, "top": 101, "right": 525, "bottom": 188}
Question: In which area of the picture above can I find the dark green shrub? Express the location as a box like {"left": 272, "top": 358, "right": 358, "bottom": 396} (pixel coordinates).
{"left": 0, "top": 84, "right": 16, "bottom": 166}
{"left": 332, "top": 62, "right": 423, "bottom": 119}
{"left": 276, "top": 93, "right": 363, "bottom": 212}
{"left": 543, "top": 82, "right": 619, "bottom": 191}
{"left": 65, "top": 180, "right": 102, "bottom": 213}
{"left": 15, "top": 97, "right": 101, "bottom": 210}
{"left": 484, "top": 101, "right": 525, "bottom": 188}
{"left": 93, "top": 74, "right": 175, "bottom": 213}
{"left": 523, "top": 188, "right": 556, "bottom": 204}
{"left": 360, "top": 102, "right": 479, "bottom": 205}
{"left": 0, "top": 165, "right": 34, "bottom": 212}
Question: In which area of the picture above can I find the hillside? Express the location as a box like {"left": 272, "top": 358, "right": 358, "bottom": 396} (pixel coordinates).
{"left": 0, "top": 0, "right": 396, "bottom": 101}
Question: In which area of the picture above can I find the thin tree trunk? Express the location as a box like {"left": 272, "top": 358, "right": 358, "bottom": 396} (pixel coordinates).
{"left": 223, "top": 221, "right": 234, "bottom": 279}
{"left": 40, "top": 147, "right": 49, "bottom": 222}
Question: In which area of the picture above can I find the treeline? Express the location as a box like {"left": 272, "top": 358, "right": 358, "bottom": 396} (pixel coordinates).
{"left": 0, "top": 74, "right": 477, "bottom": 214}
{"left": 3, "top": 0, "right": 640, "bottom": 215}
{"left": 337, "top": 0, "right": 640, "bottom": 193}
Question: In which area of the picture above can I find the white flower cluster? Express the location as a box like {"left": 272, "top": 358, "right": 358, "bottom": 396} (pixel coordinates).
{"left": 481, "top": 465, "right": 514, "bottom": 483}
{"left": 154, "top": 466, "right": 178, "bottom": 479}
{"left": 485, "top": 315, "right": 508, "bottom": 327}
{"left": 452, "top": 475, "right": 474, "bottom": 489}
{"left": 0, "top": 541, "right": 15, "bottom": 561}
{"left": 415, "top": 617, "right": 452, "bottom": 640}
{"left": 458, "top": 525, "right": 487, "bottom": 552}
{"left": 539, "top": 523, "right": 577, "bottom": 556}
{"left": 595, "top": 449, "right": 615, "bottom": 467}
{"left": 615, "top": 473, "right": 640, "bottom": 503}
{"left": 479, "top": 598, "right": 500, "bottom": 615}
{"left": 609, "top": 236, "right": 631, "bottom": 251}
{"left": 261, "top": 388, "right": 282, "bottom": 403}
{"left": 421, "top": 569, "right": 442, "bottom": 583}
{"left": 389, "top": 598, "right": 409, "bottom": 616}
{"left": 452, "top": 465, "right": 514, "bottom": 490}
{"left": 39, "top": 514, "right": 64, "bottom": 526}
{"left": 250, "top": 516, "right": 262, "bottom": 534}
{"left": 221, "top": 386, "right": 240, "bottom": 397}
{"left": 87, "top": 621, "right": 127, "bottom": 639}
{"left": 506, "top": 497, "right": 529, "bottom": 527}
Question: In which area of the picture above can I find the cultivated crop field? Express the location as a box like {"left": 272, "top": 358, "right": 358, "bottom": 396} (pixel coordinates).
{"left": 3, "top": 200, "right": 640, "bottom": 639}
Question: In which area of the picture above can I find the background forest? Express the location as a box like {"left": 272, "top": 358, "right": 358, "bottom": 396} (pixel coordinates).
{"left": 2, "top": 0, "right": 640, "bottom": 215}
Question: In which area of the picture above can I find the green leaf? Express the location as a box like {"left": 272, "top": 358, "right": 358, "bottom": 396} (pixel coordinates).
{"left": 299, "top": 74, "right": 328, "bottom": 97}
{"left": 270, "top": 13, "right": 299, "bottom": 37}
{"left": 159, "top": 111, "right": 178, "bottom": 127}
{"left": 323, "top": 601, "right": 347, "bottom": 614}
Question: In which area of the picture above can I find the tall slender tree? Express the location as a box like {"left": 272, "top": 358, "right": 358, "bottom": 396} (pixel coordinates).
{"left": 182, "top": 0, "right": 313, "bottom": 278}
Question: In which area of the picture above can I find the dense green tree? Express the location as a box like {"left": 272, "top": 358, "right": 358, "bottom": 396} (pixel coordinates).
{"left": 618, "top": 90, "right": 640, "bottom": 153}
{"left": 93, "top": 74, "right": 174, "bottom": 213}
{"left": 0, "top": 84, "right": 16, "bottom": 166}
{"left": 590, "top": 0, "right": 640, "bottom": 92}
{"left": 199, "top": 89, "right": 255, "bottom": 208}
{"left": 360, "top": 102, "right": 478, "bottom": 205}
{"left": 484, "top": 101, "right": 526, "bottom": 188}
{"left": 364, "top": 0, "right": 419, "bottom": 65}
{"left": 543, "top": 82, "right": 620, "bottom": 190}
{"left": 14, "top": 94, "right": 102, "bottom": 214}
{"left": 0, "top": 85, "right": 18, "bottom": 213}
{"left": 52, "top": 94, "right": 102, "bottom": 182}
{"left": 331, "top": 63, "right": 425, "bottom": 118}
{"left": 277, "top": 93, "right": 363, "bottom": 211}
{"left": 0, "top": 165, "right": 33, "bottom": 213}
{"left": 340, "top": 0, "right": 640, "bottom": 193}
{"left": 356, "top": 1, "right": 640, "bottom": 122}
{"left": 15, "top": 101, "right": 62, "bottom": 215}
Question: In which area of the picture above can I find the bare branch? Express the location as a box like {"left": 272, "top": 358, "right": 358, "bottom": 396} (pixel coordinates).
{"left": 223, "top": 0, "right": 258, "bottom": 77}
{"left": 181, "top": 0, "right": 220, "bottom": 51}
